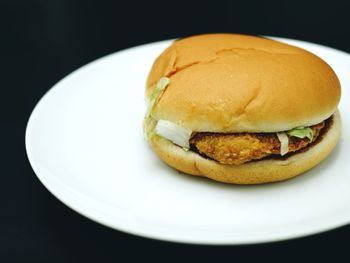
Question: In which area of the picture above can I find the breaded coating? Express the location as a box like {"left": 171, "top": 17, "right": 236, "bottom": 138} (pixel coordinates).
{"left": 190, "top": 122, "right": 324, "bottom": 165}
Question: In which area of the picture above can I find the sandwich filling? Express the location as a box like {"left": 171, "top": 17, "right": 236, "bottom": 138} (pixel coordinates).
{"left": 153, "top": 118, "right": 331, "bottom": 165}
{"left": 189, "top": 120, "right": 327, "bottom": 165}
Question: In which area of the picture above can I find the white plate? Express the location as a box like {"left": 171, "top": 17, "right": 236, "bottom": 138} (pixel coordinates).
{"left": 26, "top": 37, "right": 350, "bottom": 245}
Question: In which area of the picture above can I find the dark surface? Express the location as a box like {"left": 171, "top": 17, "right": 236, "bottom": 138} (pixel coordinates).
{"left": 2, "top": 0, "right": 350, "bottom": 261}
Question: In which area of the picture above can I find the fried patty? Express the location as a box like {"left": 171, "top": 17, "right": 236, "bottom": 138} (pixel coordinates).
{"left": 190, "top": 122, "right": 325, "bottom": 165}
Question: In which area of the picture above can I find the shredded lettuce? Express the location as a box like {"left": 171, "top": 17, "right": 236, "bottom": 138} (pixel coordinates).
{"left": 144, "top": 77, "right": 170, "bottom": 140}
{"left": 276, "top": 126, "right": 314, "bottom": 155}
{"left": 287, "top": 127, "right": 314, "bottom": 141}
{"left": 155, "top": 120, "right": 192, "bottom": 149}
{"left": 145, "top": 77, "right": 170, "bottom": 119}
{"left": 277, "top": 132, "right": 289, "bottom": 156}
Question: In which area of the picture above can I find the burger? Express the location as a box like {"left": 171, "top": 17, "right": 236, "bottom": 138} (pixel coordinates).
{"left": 143, "top": 33, "right": 341, "bottom": 184}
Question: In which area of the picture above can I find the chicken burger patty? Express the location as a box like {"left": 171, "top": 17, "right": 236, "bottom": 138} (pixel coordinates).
{"left": 190, "top": 121, "right": 326, "bottom": 165}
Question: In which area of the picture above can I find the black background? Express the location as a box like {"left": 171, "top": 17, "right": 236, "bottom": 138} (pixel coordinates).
{"left": 2, "top": 0, "right": 350, "bottom": 261}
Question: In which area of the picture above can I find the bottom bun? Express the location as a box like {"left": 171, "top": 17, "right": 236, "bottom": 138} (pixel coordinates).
{"left": 148, "top": 110, "right": 341, "bottom": 184}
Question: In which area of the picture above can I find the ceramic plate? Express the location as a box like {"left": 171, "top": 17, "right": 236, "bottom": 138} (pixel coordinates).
{"left": 26, "top": 37, "right": 350, "bottom": 244}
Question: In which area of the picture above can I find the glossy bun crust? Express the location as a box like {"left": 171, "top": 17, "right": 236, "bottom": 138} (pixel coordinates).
{"left": 147, "top": 34, "right": 341, "bottom": 132}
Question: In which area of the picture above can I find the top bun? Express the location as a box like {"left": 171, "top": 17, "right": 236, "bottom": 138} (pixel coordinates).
{"left": 146, "top": 34, "right": 341, "bottom": 132}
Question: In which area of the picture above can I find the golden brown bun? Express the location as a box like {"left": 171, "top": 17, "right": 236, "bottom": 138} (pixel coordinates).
{"left": 147, "top": 34, "right": 341, "bottom": 132}
{"left": 148, "top": 110, "right": 341, "bottom": 185}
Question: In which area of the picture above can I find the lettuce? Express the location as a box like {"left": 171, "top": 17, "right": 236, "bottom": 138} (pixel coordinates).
{"left": 287, "top": 127, "right": 314, "bottom": 141}
{"left": 145, "top": 77, "right": 170, "bottom": 119}
{"left": 276, "top": 126, "right": 314, "bottom": 155}
{"left": 144, "top": 77, "right": 170, "bottom": 140}
{"left": 155, "top": 120, "right": 192, "bottom": 149}
{"left": 277, "top": 132, "right": 289, "bottom": 156}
